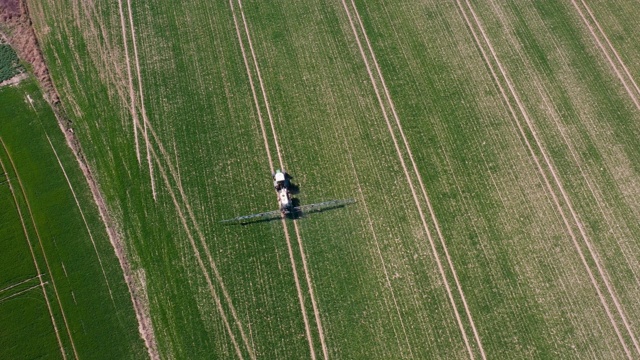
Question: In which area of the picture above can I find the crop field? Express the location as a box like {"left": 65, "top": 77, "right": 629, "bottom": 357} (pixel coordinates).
{"left": 21, "top": 0, "right": 640, "bottom": 358}
{"left": 0, "top": 77, "right": 145, "bottom": 358}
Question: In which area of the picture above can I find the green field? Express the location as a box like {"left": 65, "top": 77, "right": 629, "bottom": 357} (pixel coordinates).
{"left": 16, "top": 0, "right": 640, "bottom": 358}
{"left": 0, "top": 77, "right": 145, "bottom": 358}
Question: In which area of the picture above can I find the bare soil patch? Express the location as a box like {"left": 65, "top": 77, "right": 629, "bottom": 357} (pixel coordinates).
{"left": 0, "top": 71, "right": 25, "bottom": 87}
{"left": 0, "top": 0, "right": 58, "bottom": 102}
{"left": 0, "top": 0, "right": 20, "bottom": 19}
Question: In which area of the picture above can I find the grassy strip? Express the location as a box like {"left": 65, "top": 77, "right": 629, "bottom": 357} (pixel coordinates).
{"left": 0, "top": 78, "right": 146, "bottom": 359}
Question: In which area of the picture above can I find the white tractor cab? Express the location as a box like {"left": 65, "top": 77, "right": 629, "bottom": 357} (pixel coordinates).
{"left": 273, "top": 169, "right": 292, "bottom": 213}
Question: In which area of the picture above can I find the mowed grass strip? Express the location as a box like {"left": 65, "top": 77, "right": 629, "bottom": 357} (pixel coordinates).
{"left": 0, "top": 78, "right": 146, "bottom": 359}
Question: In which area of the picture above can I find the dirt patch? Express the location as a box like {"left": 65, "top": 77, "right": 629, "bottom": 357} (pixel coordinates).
{"left": 0, "top": 0, "right": 58, "bottom": 102}
{"left": 0, "top": 0, "right": 20, "bottom": 19}
{"left": 0, "top": 71, "right": 25, "bottom": 87}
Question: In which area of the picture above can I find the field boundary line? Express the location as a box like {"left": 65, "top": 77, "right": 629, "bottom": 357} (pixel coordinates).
{"left": 0, "top": 138, "right": 80, "bottom": 360}
{"left": 0, "top": 283, "right": 45, "bottom": 304}
{"left": 116, "top": 0, "right": 141, "bottom": 163}
{"left": 339, "top": 1, "right": 478, "bottom": 358}
{"left": 50, "top": 112, "right": 160, "bottom": 360}
{"left": 144, "top": 123, "right": 257, "bottom": 360}
{"left": 147, "top": 144, "right": 248, "bottom": 360}
{"left": 228, "top": 0, "right": 320, "bottom": 358}
{"left": 454, "top": 1, "right": 637, "bottom": 356}
{"left": 0, "top": 142, "right": 68, "bottom": 360}
{"left": 0, "top": 275, "right": 41, "bottom": 295}
{"left": 45, "top": 134, "right": 116, "bottom": 305}
{"left": 125, "top": 0, "right": 156, "bottom": 201}
{"left": 570, "top": 0, "right": 640, "bottom": 110}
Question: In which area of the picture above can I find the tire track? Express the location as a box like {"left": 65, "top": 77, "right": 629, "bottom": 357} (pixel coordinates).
{"left": 46, "top": 134, "right": 116, "bottom": 305}
{"left": 228, "top": 1, "right": 320, "bottom": 358}
{"left": 117, "top": 2, "right": 254, "bottom": 356}
{"left": 0, "top": 283, "right": 45, "bottom": 304}
{"left": 347, "top": 3, "right": 488, "bottom": 358}
{"left": 292, "top": 221, "right": 329, "bottom": 359}
{"left": 339, "top": 1, "right": 480, "bottom": 358}
{"left": 570, "top": 0, "right": 640, "bottom": 110}
{"left": 125, "top": 0, "right": 156, "bottom": 200}
{"left": 236, "top": 0, "right": 285, "bottom": 168}
{"left": 0, "top": 161, "right": 65, "bottom": 359}
{"left": 534, "top": 81, "right": 640, "bottom": 289}
{"left": 0, "top": 275, "right": 40, "bottom": 295}
{"left": 0, "top": 138, "right": 77, "bottom": 360}
{"left": 144, "top": 123, "right": 256, "bottom": 360}
{"left": 147, "top": 144, "right": 247, "bottom": 360}
{"left": 454, "top": 1, "right": 638, "bottom": 356}
{"left": 231, "top": 1, "right": 332, "bottom": 357}
{"left": 116, "top": 0, "right": 141, "bottom": 163}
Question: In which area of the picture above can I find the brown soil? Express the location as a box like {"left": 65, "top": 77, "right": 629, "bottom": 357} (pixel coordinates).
{"left": 0, "top": 0, "right": 58, "bottom": 102}
{"left": 0, "top": 0, "right": 20, "bottom": 18}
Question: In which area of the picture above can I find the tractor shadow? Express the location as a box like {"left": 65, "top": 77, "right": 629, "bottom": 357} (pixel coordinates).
{"left": 288, "top": 182, "right": 300, "bottom": 195}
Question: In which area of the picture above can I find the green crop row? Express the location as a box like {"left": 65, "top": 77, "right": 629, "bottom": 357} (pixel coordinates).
{"left": 0, "top": 78, "right": 145, "bottom": 359}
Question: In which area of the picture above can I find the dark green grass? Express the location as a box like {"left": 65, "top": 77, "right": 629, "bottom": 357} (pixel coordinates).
{"left": 0, "top": 78, "right": 145, "bottom": 359}
{"left": 0, "top": 186, "right": 35, "bottom": 290}
{"left": 0, "top": 152, "right": 56, "bottom": 360}
{"left": 0, "top": 44, "right": 23, "bottom": 82}
{"left": 0, "top": 296, "right": 60, "bottom": 359}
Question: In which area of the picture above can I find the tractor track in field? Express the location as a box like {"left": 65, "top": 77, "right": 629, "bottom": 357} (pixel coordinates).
{"left": 122, "top": 0, "right": 155, "bottom": 200}
{"left": 0, "top": 138, "right": 74, "bottom": 360}
{"left": 50, "top": 109, "right": 161, "bottom": 360}
{"left": 0, "top": 275, "right": 40, "bottom": 295}
{"left": 115, "top": 1, "right": 255, "bottom": 357}
{"left": 533, "top": 80, "right": 640, "bottom": 289}
{"left": 45, "top": 134, "right": 116, "bottom": 306}
{"left": 454, "top": 1, "right": 639, "bottom": 357}
{"left": 147, "top": 144, "right": 249, "bottom": 360}
{"left": 0, "top": 283, "right": 45, "bottom": 304}
{"left": 340, "top": 1, "right": 485, "bottom": 359}
{"left": 230, "top": 0, "right": 329, "bottom": 358}
{"left": 570, "top": 0, "right": 640, "bottom": 111}
{"left": 341, "top": 131, "right": 415, "bottom": 358}
{"left": 116, "top": 0, "right": 141, "bottom": 163}
{"left": 144, "top": 122, "right": 257, "bottom": 360}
